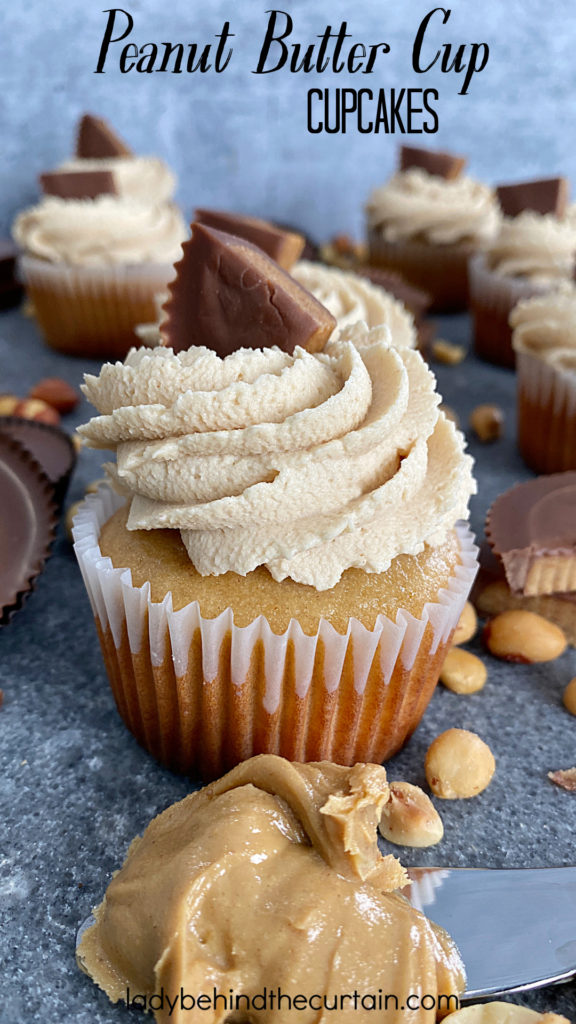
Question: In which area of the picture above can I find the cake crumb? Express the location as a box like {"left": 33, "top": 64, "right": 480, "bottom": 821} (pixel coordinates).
{"left": 548, "top": 767, "right": 576, "bottom": 792}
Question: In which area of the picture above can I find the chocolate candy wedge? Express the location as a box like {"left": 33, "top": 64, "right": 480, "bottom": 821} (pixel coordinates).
{"left": 195, "top": 209, "right": 305, "bottom": 270}
{"left": 496, "top": 178, "right": 569, "bottom": 218}
{"left": 76, "top": 114, "right": 132, "bottom": 159}
{"left": 486, "top": 472, "right": 576, "bottom": 596}
{"left": 0, "top": 434, "right": 57, "bottom": 626}
{"left": 161, "top": 223, "right": 336, "bottom": 356}
{"left": 399, "top": 145, "right": 467, "bottom": 180}
{"left": 40, "top": 169, "right": 117, "bottom": 200}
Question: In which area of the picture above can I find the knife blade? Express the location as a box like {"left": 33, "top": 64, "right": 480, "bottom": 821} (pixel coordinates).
{"left": 405, "top": 866, "right": 576, "bottom": 1000}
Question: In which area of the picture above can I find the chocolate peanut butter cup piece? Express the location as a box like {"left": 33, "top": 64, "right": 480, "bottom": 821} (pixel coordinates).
{"left": 76, "top": 114, "right": 132, "bottom": 159}
{"left": 496, "top": 177, "right": 569, "bottom": 218}
{"left": 195, "top": 209, "right": 305, "bottom": 270}
{"left": 39, "top": 169, "right": 117, "bottom": 201}
{"left": 0, "top": 434, "right": 57, "bottom": 626}
{"left": 0, "top": 418, "right": 76, "bottom": 508}
{"left": 162, "top": 223, "right": 336, "bottom": 356}
{"left": 486, "top": 472, "right": 576, "bottom": 596}
{"left": 399, "top": 145, "right": 467, "bottom": 180}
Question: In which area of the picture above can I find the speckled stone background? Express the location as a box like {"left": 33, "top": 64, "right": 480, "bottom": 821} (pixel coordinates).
{"left": 1, "top": 0, "right": 576, "bottom": 238}
{"left": 1, "top": 0, "right": 576, "bottom": 1021}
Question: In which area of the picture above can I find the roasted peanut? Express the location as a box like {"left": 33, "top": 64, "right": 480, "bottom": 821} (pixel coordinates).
{"left": 483, "top": 610, "right": 567, "bottom": 663}
{"left": 12, "top": 397, "right": 60, "bottom": 425}
{"left": 0, "top": 393, "right": 19, "bottom": 415}
{"left": 562, "top": 677, "right": 576, "bottom": 716}
{"left": 29, "top": 377, "right": 79, "bottom": 414}
{"left": 378, "top": 781, "right": 443, "bottom": 848}
{"left": 452, "top": 601, "right": 477, "bottom": 645}
{"left": 425, "top": 728, "right": 495, "bottom": 799}
{"left": 469, "top": 404, "right": 504, "bottom": 442}
{"left": 440, "top": 648, "right": 487, "bottom": 695}
{"left": 432, "top": 339, "right": 466, "bottom": 365}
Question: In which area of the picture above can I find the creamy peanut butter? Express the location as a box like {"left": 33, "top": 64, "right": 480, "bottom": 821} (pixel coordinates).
{"left": 78, "top": 755, "right": 465, "bottom": 1023}
{"left": 79, "top": 324, "right": 475, "bottom": 590}
{"left": 366, "top": 168, "right": 499, "bottom": 246}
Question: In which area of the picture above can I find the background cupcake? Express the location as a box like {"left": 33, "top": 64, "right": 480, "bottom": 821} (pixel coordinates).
{"left": 511, "top": 284, "right": 576, "bottom": 472}
{"left": 73, "top": 225, "right": 477, "bottom": 780}
{"left": 469, "top": 177, "right": 576, "bottom": 367}
{"left": 366, "top": 144, "right": 500, "bottom": 313}
{"left": 13, "top": 192, "right": 188, "bottom": 359}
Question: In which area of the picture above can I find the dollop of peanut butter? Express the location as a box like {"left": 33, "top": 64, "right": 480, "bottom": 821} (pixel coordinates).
{"left": 78, "top": 756, "right": 465, "bottom": 1022}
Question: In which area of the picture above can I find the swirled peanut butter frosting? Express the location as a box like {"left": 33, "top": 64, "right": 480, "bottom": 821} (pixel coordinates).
{"left": 511, "top": 285, "right": 576, "bottom": 372}
{"left": 366, "top": 168, "right": 500, "bottom": 246}
{"left": 292, "top": 260, "right": 417, "bottom": 346}
{"left": 12, "top": 196, "right": 187, "bottom": 266}
{"left": 79, "top": 323, "right": 475, "bottom": 591}
{"left": 77, "top": 755, "right": 465, "bottom": 1021}
{"left": 59, "top": 156, "right": 176, "bottom": 205}
{"left": 485, "top": 213, "right": 576, "bottom": 282}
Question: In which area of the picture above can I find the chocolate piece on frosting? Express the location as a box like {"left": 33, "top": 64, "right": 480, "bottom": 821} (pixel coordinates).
{"left": 496, "top": 178, "right": 569, "bottom": 219}
{"left": 39, "top": 169, "right": 117, "bottom": 201}
{"left": 399, "top": 145, "right": 467, "bottom": 180}
{"left": 76, "top": 114, "right": 132, "bottom": 159}
{"left": 486, "top": 472, "right": 576, "bottom": 596}
{"left": 0, "top": 434, "right": 57, "bottom": 626}
{"left": 195, "top": 209, "right": 305, "bottom": 270}
{"left": 162, "top": 223, "right": 336, "bottom": 356}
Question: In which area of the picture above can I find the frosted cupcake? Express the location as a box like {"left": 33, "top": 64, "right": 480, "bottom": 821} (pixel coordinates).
{"left": 73, "top": 224, "right": 477, "bottom": 779}
{"left": 13, "top": 194, "right": 187, "bottom": 359}
{"left": 469, "top": 177, "right": 575, "bottom": 367}
{"left": 47, "top": 113, "right": 177, "bottom": 205}
{"left": 511, "top": 285, "right": 576, "bottom": 472}
{"left": 366, "top": 145, "right": 499, "bottom": 313}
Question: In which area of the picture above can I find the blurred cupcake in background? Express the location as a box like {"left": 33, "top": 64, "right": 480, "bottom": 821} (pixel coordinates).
{"left": 470, "top": 177, "right": 576, "bottom": 367}
{"left": 366, "top": 144, "right": 500, "bottom": 313}
{"left": 511, "top": 284, "right": 576, "bottom": 473}
{"left": 13, "top": 191, "right": 187, "bottom": 359}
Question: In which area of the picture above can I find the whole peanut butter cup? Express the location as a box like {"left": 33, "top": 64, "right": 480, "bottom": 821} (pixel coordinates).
{"left": 0, "top": 417, "right": 76, "bottom": 508}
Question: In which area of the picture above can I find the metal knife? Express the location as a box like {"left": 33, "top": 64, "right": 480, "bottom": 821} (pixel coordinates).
{"left": 405, "top": 866, "right": 576, "bottom": 1000}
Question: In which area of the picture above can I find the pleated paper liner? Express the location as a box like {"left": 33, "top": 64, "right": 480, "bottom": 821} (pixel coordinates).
{"left": 0, "top": 417, "right": 76, "bottom": 508}
{"left": 468, "top": 253, "right": 553, "bottom": 368}
{"left": 516, "top": 348, "right": 576, "bottom": 474}
{"left": 18, "top": 255, "right": 177, "bottom": 359}
{"left": 73, "top": 487, "right": 478, "bottom": 780}
{"left": 367, "top": 229, "right": 474, "bottom": 313}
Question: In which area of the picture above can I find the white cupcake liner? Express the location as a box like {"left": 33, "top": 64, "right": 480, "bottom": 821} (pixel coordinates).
{"left": 19, "top": 255, "right": 177, "bottom": 359}
{"left": 73, "top": 485, "right": 478, "bottom": 776}
{"left": 516, "top": 348, "right": 576, "bottom": 474}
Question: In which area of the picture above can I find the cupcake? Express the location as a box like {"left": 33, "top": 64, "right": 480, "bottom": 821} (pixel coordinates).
{"left": 73, "top": 223, "right": 477, "bottom": 779}
{"left": 511, "top": 285, "right": 576, "bottom": 473}
{"left": 13, "top": 194, "right": 187, "bottom": 359}
{"left": 47, "top": 112, "right": 177, "bottom": 205}
{"left": 77, "top": 755, "right": 465, "bottom": 1018}
{"left": 469, "top": 177, "right": 576, "bottom": 367}
{"left": 366, "top": 145, "right": 499, "bottom": 313}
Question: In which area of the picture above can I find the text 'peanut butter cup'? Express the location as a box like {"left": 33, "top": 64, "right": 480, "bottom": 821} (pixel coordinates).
{"left": 195, "top": 209, "right": 305, "bottom": 270}
{"left": 399, "top": 145, "right": 467, "bottom": 180}
{"left": 496, "top": 177, "right": 569, "bottom": 218}
{"left": 161, "top": 223, "right": 336, "bottom": 356}
{"left": 0, "top": 434, "right": 57, "bottom": 626}
{"left": 76, "top": 114, "right": 132, "bottom": 159}
{"left": 486, "top": 472, "right": 576, "bottom": 596}
{"left": 39, "top": 169, "right": 117, "bottom": 201}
